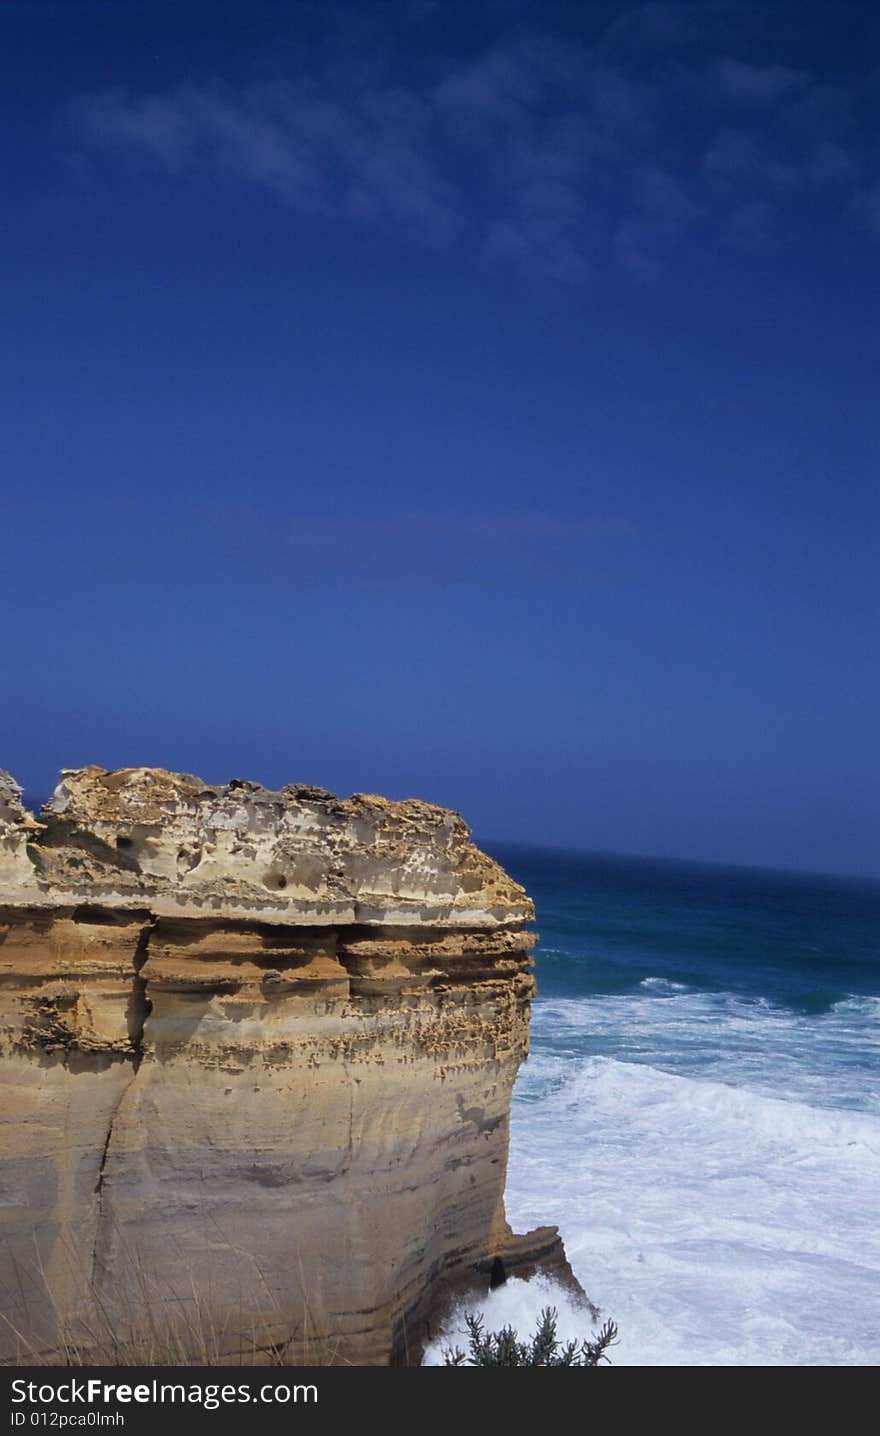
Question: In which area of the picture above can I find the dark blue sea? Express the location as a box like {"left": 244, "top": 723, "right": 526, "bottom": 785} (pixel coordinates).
{"left": 427, "top": 846, "right": 880, "bottom": 1366}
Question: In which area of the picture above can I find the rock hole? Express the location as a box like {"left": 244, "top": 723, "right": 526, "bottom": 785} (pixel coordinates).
{"left": 72, "top": 905, "right": 125, "bottom": 926}
{"left": 489, "top": 1256, "right": 507, "bottom": 1290}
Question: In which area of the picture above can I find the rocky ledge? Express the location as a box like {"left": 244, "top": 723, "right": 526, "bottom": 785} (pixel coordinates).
{"left": 0, "top": 767, "right": 577, "bottom": 1365}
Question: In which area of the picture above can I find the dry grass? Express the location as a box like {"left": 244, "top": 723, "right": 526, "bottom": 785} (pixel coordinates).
{"left": 1, "top": 1233, "right": 349, "bottom": 1367}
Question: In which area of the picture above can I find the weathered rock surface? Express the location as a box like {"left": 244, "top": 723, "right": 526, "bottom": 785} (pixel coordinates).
{"left": 0, "top": 767, "right": 576, "bottom": 1365}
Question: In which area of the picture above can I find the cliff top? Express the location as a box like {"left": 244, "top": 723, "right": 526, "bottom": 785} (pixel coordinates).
{"left": 0, "top": 765, "right": 533, "bottom": 928}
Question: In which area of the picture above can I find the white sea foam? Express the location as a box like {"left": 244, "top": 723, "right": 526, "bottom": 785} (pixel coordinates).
{"left": 638, "top": 976, "right": 690, "bottom": 994}
{"left": 425, "top": 992, "right": 880, "bottom": 1366}
{"left": 524, "top": 990, "right": 880, "bottom": 1112}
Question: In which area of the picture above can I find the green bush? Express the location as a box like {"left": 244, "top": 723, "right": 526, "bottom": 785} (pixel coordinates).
{"left": 443, "top": 1305, "right": 618, "bottom": 1367}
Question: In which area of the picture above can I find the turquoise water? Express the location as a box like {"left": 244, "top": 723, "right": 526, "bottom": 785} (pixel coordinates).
{"left": 427, "top": 847, "right": 880, "bottom": 1367}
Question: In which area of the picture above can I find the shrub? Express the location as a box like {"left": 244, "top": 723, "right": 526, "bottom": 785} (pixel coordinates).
{"left": 443, "top": 1305, "right": 618, "bottom": 1367}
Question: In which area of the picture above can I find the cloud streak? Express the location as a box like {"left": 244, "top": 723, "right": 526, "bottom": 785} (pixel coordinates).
{"left": 70, "top": 2, "right": 880, "bottom": 280}
{"left": 276, "top": 509, "right": 639, "bottom": 586}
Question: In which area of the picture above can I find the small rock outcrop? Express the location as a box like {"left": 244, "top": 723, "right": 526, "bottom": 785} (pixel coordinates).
{"left": 0, "top": 767, "right": 575, "bottom": 1365}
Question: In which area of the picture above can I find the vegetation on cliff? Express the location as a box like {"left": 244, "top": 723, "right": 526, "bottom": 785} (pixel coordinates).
{"left": 443, "top": 1307, "right": 618, "bottom": 1367}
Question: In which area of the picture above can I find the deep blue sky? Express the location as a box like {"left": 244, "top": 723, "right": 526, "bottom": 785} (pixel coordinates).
{"left": 2, "top": 1, "right": 878, "bottom": 877}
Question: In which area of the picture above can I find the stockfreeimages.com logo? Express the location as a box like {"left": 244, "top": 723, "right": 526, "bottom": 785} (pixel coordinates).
{"left": 11, "top": 1379, "right": 317, "bottom": 1416}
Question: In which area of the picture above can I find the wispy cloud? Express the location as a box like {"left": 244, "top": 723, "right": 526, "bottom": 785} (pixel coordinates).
{"left": 287, "top": 510, "right": 635, "bottom": 547}
{"left": 75, "top": 78, "right": 462, "bottom": 241}
{"left": 194, "top": 507, "right": 636, "bottom": 587}
{"left": 714, "top": 58, "right": 808, "bottom": 106}
{"left": 277, "top": 509, "right": 638, "bottom": 585}
{"left": 69, "top": 2, "right": 880, "bottom": 281}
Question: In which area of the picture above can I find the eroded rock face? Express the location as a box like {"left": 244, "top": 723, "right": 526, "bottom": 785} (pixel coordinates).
{"left": 0, "top": 771, "right": 41, "bottom": 890}
{"left": 33, "top": 766, "right": 532, "bottom": 927}
{"left": 0, "top": 768, "right": 574, "bottom": 1365}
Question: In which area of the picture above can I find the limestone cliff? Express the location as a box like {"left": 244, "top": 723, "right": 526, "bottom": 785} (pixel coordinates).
{"left": 0, "top": 766, "right": 574, "bottom": 1365}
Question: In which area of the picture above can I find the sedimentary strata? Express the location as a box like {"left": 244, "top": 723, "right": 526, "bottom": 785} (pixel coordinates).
{"left": 0, "top": 766, "right": 575, "bottom": 1365}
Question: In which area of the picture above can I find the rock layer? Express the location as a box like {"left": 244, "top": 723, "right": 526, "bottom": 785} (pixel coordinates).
{"left": 0, "top": 767, "right": 575, "bottom": 1365}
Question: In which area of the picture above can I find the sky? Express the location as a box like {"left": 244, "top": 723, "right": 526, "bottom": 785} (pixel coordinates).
{"left": 2, "top": 1, "right": 878, "bottom": 877}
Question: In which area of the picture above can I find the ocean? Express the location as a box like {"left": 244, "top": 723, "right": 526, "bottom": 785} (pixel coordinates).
{"left": 424, "top": 845, "right": 880, "bottom": 1367}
